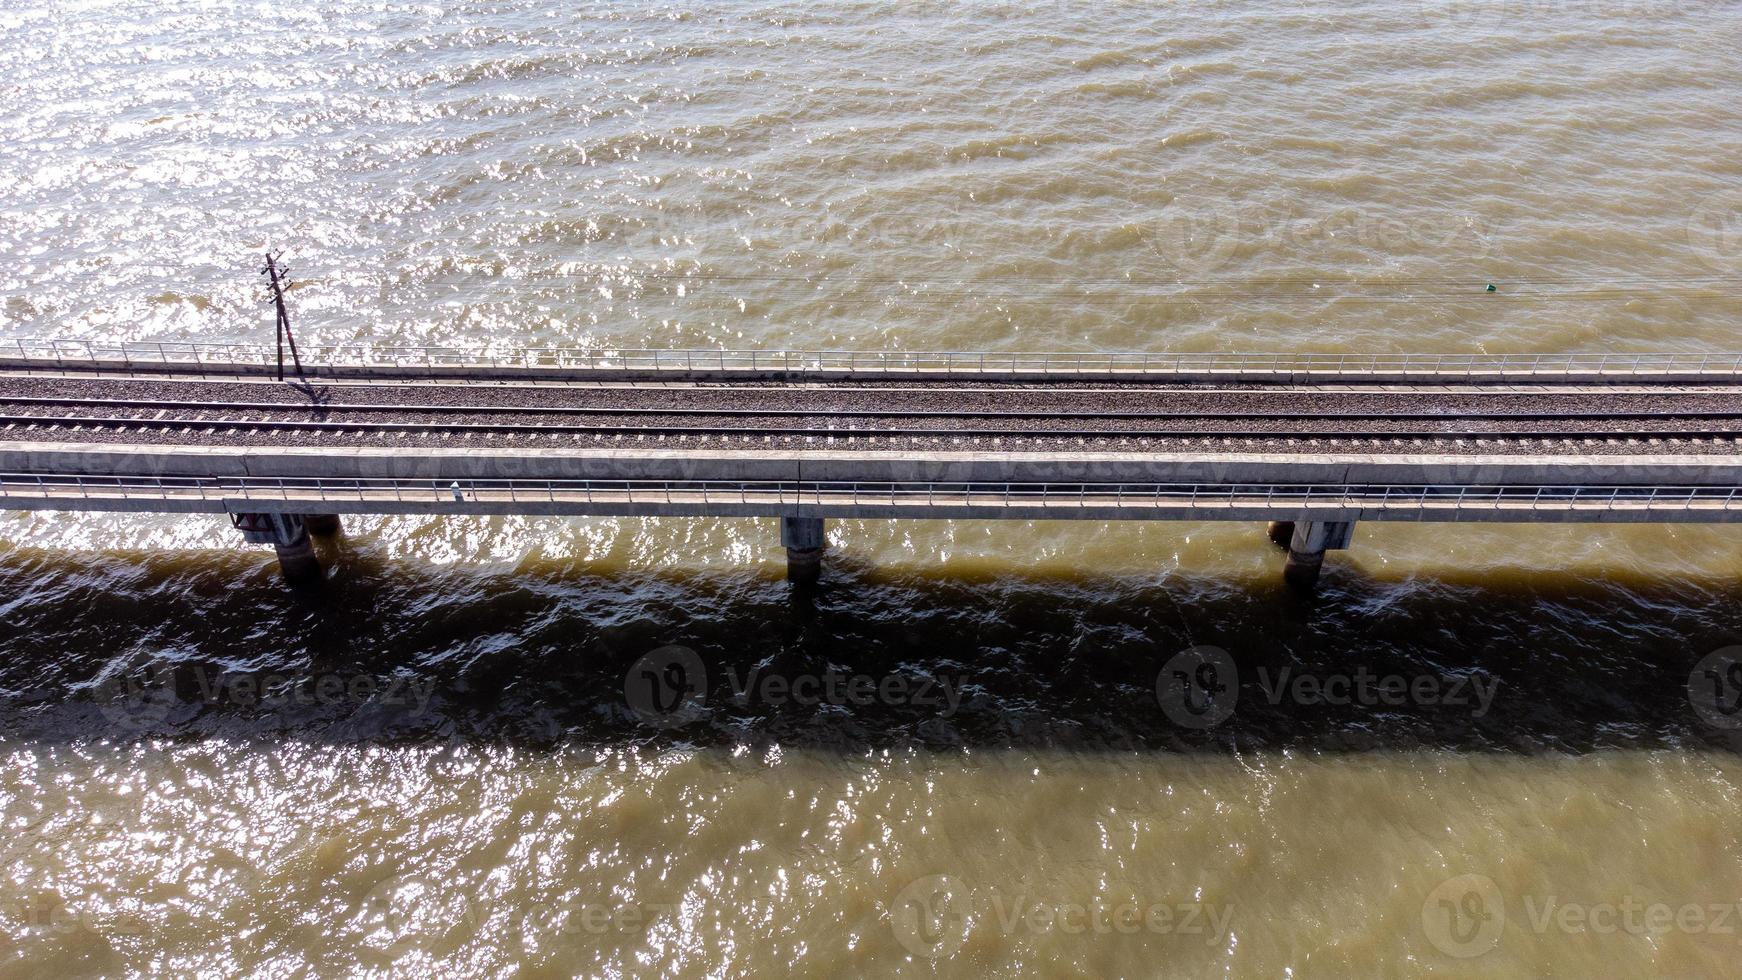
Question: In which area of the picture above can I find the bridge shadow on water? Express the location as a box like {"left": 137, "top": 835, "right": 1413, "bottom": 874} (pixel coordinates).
{"left": 1, "top": 539, "right": 1740, "bottom": 756}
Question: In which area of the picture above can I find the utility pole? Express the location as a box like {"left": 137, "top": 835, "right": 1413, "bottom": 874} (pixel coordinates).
{"left": 262, "top": 252, "right": 303, "bottom": 382}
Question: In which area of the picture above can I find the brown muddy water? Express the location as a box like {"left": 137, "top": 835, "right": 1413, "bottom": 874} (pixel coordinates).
{"left": 4, "top": 1, "right": 1742, "bottom": 976}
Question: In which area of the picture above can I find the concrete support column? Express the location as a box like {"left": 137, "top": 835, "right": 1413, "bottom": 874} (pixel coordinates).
{"left": 1283, "top": 520, "right": 1356, "bottom": 593}
{"left": 273, "top": 531, "right": 323, "bottom": 584}
{"left": 303, "top": 513, "right": 342, "bottom": 536}
{"left": 780, "top": 516, "right": 826, "bottom": 585}
{"left": 230, "top": 512, "right": 323, "bottom": 585}
{"left": 1266, "top": 520, "right": 1296, "bottom": 549}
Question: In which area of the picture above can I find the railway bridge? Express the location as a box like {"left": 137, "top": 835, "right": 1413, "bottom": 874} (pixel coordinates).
{"left": 3, "top": 341, "right": 1741, "bottom": 591}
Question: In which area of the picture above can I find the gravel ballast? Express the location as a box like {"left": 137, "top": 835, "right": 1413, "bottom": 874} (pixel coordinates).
{"left": 5, "top": 375, "right": 1742, "bottom": 455}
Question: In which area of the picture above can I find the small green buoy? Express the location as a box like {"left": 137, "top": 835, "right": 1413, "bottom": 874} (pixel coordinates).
{"left": 1485, "top": 283, "right": 1497, "bottom": 293}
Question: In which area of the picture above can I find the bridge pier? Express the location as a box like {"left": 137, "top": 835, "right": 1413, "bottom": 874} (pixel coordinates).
{"left": 273, "top": 533, "right": 323, "bottom": 585}
{"left": 230, "top": 512, "right": 323, "bottom": 585}
{"left": 303, "top": 513, "right": 342, "bottom": 536}
{"left": 1283, "top": 520, "right": 1356, "bottom": 593}
{"left": 1266, "top": 520, "right": 1295, "bottom": 549}
{"left": 781, "top": 516, "right": 826, "bottom": 585}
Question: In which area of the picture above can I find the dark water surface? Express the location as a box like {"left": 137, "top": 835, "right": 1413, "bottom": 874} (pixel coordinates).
{"left": 4, "top": 520, "right": 1742, "bottom": 974}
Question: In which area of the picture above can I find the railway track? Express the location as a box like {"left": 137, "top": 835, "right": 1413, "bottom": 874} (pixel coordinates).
{"left": 3, "top": 411, "right": 1740, "bottom": 443}
{"left": 6, "top": 385, "right": 1742, "bottom": 447}
{"left": 7, "top": 394, "right": 1742, "bottom": 423}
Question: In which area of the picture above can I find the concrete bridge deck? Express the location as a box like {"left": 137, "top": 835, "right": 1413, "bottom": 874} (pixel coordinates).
{"left": 3, "top": 342, "right": 1740, "bottom": 589}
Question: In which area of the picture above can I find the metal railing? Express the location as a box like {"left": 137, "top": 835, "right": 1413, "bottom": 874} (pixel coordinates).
{"left": 7, "top": 339, "right": 1742, "bottom": 377}
{"left": 4, "top": 473, "right": 1739, "bottom": 515}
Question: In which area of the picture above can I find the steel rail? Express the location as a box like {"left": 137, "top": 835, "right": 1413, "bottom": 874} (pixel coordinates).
{"left": 6, "top": 378, "right": 1742, "bottom": 398}
{"left": 4, "top": 413, "right": 1740, "bottom": 442}
{"left": 6, "top": 394, "right": 1742, "bottom": 423}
